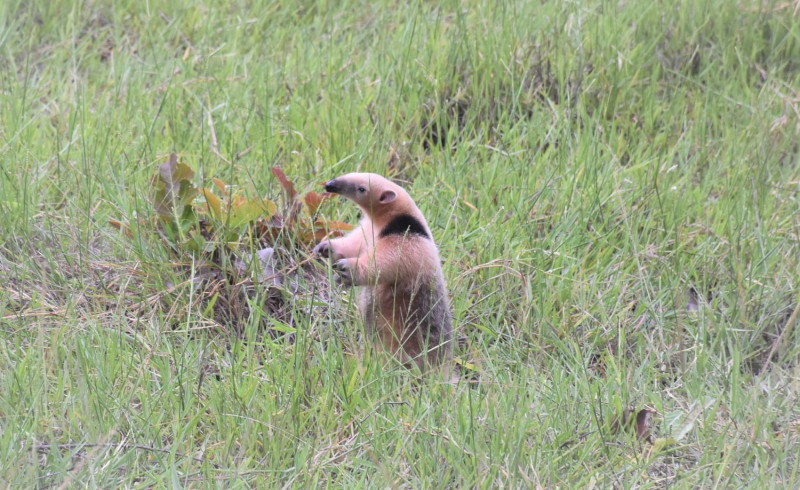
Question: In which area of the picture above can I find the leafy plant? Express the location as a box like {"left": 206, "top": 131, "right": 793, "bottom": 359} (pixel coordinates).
{"left": 257, "top": 167, "right": 352, "bottom": 247}
{"left": 108, "top": 153, "right": 201, "bottom": 247}
{"left": 110, "top": 153, "right": 351, "bottom": 256}
{"left": 108, "top": 153, "right": 354, "bottom": 332}
{"left": 152, "top": 153, "right": 199, "bottom": 221}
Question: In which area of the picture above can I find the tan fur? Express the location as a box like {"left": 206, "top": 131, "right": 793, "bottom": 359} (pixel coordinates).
{"left": 314, "top": 173, "right": 453, "bottom": 376}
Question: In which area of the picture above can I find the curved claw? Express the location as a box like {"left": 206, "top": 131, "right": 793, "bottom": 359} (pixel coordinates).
{"left": 334, "top": 258, "right": 353, "bottom": 286}
{"left": 313, "top": 241, "right": 331, "bottom": 259}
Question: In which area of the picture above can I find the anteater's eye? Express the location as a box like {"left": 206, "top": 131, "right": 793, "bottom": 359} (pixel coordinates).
{"left": 358, "top": 186, "right": 366, "bottom": 193}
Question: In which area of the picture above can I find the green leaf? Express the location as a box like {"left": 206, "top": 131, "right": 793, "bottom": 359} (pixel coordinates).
{"left": 153, "top": 186, "right": 172, "bottom": 217}
{"left": 268, "top": 318, "right": 296, "bottom": 333}
{"left": 177, "top": 181, "right": 198, "bottom": 208}
{"left": 200, "top": 188, "right": 223, "bottom": 219}
{"left": 346, "top": 366, "right": 359, "bottom": 396}
{"left": 651, "top": 437, "right": 678, "bottom": 453}
{"left": 670, "top": 397, "right": 716, "bottom": 442}
{"left": 153, "top": 153, "right": 198, "bottom": 217}
{"left": 186, "top": 232, "right": 215, "bottom": 254}
{"left": 229, "top": 200, "right": 277, "bottom": 228}
{"left": 203, "top": 292, "right": 220, "bottom": 317}
{"left": 474, "top": 323, "right": 498, "bottom": 338}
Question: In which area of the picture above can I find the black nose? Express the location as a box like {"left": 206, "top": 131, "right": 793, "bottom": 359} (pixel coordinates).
{"left": 324, "top": 180, "right": 339, "bottom": 193}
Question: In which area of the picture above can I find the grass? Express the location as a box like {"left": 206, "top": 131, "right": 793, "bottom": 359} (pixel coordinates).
{"left": 1, "top": 0, "right": 800, "bottom": 487}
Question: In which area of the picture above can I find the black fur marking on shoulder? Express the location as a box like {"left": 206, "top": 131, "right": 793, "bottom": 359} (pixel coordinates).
{"left": 379, "top": 214, "right": 430, "bottom": 240}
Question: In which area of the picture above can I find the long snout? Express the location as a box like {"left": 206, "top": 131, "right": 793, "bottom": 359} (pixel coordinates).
{"left": 323, "top": 179, "right": 340, "bottom": 194}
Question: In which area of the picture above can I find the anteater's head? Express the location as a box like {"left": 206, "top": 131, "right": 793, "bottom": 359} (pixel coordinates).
{"left": 323, "top": 173, "right": 409, "bottom": 220}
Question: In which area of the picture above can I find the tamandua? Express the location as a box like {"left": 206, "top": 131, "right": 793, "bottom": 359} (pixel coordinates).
{"left": 313, "top": 173, "right": 453, "bottom": 374}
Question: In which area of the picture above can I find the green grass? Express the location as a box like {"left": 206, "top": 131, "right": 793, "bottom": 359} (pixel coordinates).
{"left": 2, "top": 0, "right": 800, "bottom": 487}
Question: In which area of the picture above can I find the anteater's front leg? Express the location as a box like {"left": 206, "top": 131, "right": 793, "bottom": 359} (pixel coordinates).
{"left": 313, "top": 225, "right": 369, "bottom": 261}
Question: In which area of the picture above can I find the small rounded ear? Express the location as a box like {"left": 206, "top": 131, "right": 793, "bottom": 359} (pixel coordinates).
{"left": 378, "top": 190, "right": 397, "bottom": 204}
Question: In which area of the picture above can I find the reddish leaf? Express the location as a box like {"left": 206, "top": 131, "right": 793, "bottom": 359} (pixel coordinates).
{"left": 160, "top": 153, "right": 195, "bottom": 184}
{"left": 635, "top": 409, "right": 655, "bottom": 442}
{"left": 108, "top": 219, "right": 133, "bottom": 238}
{"left": 610, "top": 407, "right": 656, "bottom": 442}
{"left": 298, "top": 228, "right": 333, "bottom": 244}
{"left": 314, "top": 220, "right": 353, "bottom": 232}
{"left": 304, "top": 191, "right": 328, "bottom": 215}
{"left": 255, "top": 216, "right": 285, "bottom": 243}
{"left": 311, "top": 229, "right": 330, "bottom": 241}
{"left": 211, "top": 178, "right": 229, "bottom": 197}
{"left": 267, "top": 215, "right": 284, "bottom": 228}
{"left": 271, "top": 167, "right": 297, "bottom": 201}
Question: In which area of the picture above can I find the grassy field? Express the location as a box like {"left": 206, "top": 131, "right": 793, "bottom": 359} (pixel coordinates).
{"left": 2, "top": 0, "right": 800, "bottom": 487}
